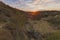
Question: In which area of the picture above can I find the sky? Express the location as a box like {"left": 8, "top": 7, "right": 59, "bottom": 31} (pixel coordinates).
{"left": 0, "top": 0, "right": 60, "bottom": 12}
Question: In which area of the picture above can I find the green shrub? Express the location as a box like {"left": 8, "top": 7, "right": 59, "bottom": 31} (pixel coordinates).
{"left": 44, "top": 32, "right": 60, "bottom": 40}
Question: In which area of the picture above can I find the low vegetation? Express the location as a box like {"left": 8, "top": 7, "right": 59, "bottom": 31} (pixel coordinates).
{"left": 0, "top": 1, "right": 60, "bottom": 40}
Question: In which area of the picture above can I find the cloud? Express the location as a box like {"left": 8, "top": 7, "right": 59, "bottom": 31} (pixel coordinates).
{"left": 0, "top": 0, "right": 60, "bottom": 11}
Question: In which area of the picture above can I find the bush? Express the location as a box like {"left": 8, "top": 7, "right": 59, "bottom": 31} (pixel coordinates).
{"left": 44, "top": 32, "right": 60, "bottom": 40}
